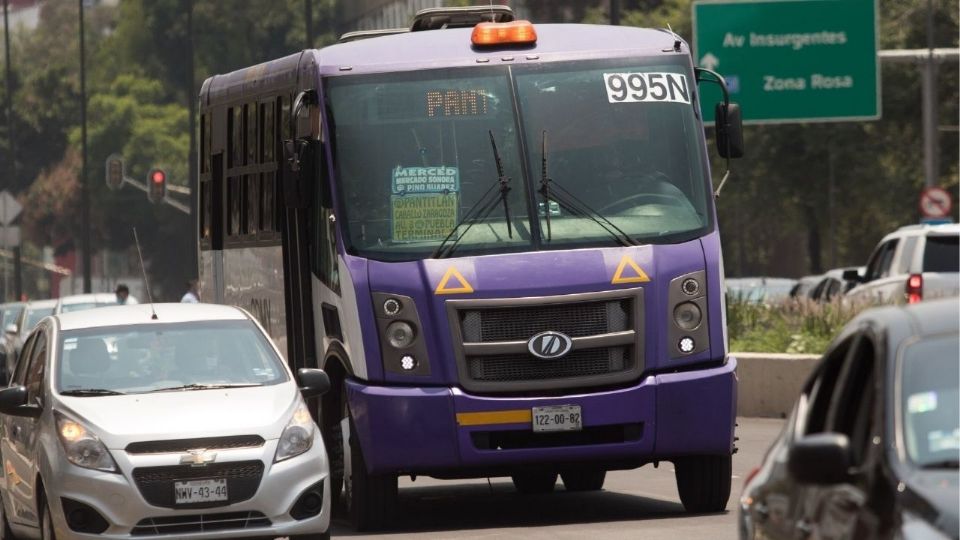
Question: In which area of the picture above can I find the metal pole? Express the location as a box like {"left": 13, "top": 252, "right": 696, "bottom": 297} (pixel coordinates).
{"left": 79, "top": 0, "right": 91, "bottom": 293}
{"left": 305, "top": 0, "right": 313, "bottom": 48}
{"left": 610, "top": 0, "right": 620, "bottom": 26}
{"left": 922, "top": 0, "right": 939, "bottom": 188}
{"left": 186, "top": 0, "right": 198, "bottom": 275}
{"left": 2, "top": 0, "right": 10, "bottom": 302}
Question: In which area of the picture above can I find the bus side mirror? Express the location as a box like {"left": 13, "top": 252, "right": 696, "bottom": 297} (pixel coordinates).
{"left": 715, "top": 102, "right": 744, "bottom": 159}
{"left": 282, "top": 138, "right": 314, "bottom": 209}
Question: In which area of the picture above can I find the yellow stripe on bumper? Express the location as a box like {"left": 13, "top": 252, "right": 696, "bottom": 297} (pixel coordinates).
{"left": 456, "top": 409, "right": 532, "bottom": 426}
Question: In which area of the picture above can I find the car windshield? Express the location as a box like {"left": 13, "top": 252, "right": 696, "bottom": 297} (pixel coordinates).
{"left": 60, "top": 302, "right": 113, "bottom": 314}
{"left": 900, "top": 333, "right": 960, "bottom": 468}
{"left": 24, "top": 307, "right": 54, "bottom": 331}
{"left": 327, "top": 58, "right": 710, "bottom": 261}
{"left": 56, "top": 320, "right": 288, "bottom": 395}
{"left": 1, "top": 306, "right": 21, "bottom": 328}
{"left": 923, "top": 235, "right": 959, "bottom": 273}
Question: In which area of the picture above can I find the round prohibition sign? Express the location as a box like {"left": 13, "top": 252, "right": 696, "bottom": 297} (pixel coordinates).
{"left": 919, "top": 187, "right": 953, "bottom": 219}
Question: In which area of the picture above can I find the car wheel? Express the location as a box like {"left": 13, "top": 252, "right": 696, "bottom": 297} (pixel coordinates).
{"left": 40, "top": 498, "right": 55, "bottom": 540}
{"left": 340, "top": 384, "right": 397, "bottom": 531}
{"left": 674, "top": 454, "right": 731, "bottom": 513}
{"left": 0, "top": 493, "right": 16, "bottom": 540}
{"left": 560, "top": 470, "right": 606, "bottom": 492}
{"left": 511, "top": 472, "right": 558, "bottom": 494}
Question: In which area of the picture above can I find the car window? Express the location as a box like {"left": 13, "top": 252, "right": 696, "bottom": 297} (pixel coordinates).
{"left": 57, "top": 320, "right": 288, "bottom": 394}
{"left": 922, "top": 235, "right": 959, "bottom": 273}
{"left": 826, "top": 333, "right": 877, "bottom": 467}
{"left": 11, "top": 332, "right": 38, "bottom": 386}
{"left": 805, "top": 335, "right": 855, "bottom": 435}
{"left": 897, "top": 237, "right": 918, "bottom": 275}
{"left": 863, "top": 244, "right": 886, "bottom": 282}
{"left": 877, "top": 240, "right": 899, "bottom": 279}
{"left": 900, "top": 333, "right": 959, "bottom": 468}
{"left": 24, "top": 330, "right": 47, "bottom": 406}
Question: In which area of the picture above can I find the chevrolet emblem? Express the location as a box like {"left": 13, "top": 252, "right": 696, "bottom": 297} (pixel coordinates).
{"left": 180, "top": 448, "right": 217, "bottom": 467}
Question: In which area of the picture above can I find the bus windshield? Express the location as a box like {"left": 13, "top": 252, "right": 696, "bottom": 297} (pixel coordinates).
{"left": 327, "top": 58, "right": 711, "bottom": 262}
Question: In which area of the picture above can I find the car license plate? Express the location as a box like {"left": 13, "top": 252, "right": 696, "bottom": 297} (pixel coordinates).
{"left": 174, "top": 479, "right": 228, "bottom": 505}
{"left": 532, "top": 405, "right": 582, "bottom": 433}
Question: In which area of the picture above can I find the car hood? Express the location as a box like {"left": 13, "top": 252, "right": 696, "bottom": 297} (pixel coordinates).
{"left": 56, "top": 383, "right": 300, "bottom": 449}
{"left": 901, "top": 468, "right": 959, "bottom": 537}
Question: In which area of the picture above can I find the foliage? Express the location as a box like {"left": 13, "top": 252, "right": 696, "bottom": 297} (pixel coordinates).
{"left": 727, "top": 296, "right": 873, "bottom": 354}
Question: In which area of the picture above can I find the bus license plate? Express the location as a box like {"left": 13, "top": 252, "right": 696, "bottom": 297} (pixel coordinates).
{"left": 174, "top": 479, "right": 228, "bottom": 505}
{"left": 532, "top": 405, "right": 582, "bottom": 433}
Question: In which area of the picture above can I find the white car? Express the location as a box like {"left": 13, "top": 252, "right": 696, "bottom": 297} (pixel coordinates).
{"left": 0, "top": 303, "right": 331, "bottom": 539}
{"left": 54, "top": 293, "right": 139, "bottom": 315}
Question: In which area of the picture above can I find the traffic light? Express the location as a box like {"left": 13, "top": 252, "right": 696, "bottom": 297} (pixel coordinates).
{"left": 147, "top": 168, "right": 166, "bottom": 203}
{"left": 105, "top": 154, "right": 124, "bottom": 190}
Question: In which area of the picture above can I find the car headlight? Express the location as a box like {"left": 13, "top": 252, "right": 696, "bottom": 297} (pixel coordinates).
{"left": 274, "top": 401, "right": 315, "bottom": 462}
{"left": 54, "top": 411, "right": 117, "bottom": 473}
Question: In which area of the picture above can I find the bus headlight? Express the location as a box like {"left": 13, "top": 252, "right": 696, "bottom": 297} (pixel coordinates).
{"left": 386, "top": 321, "right": 416, "bottom": 349}
{"left": 673, "top": 302, "right": 702, "bottom": 330}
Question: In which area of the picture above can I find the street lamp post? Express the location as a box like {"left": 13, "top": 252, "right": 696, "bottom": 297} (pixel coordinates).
{"left": 79, "top": 0, "right": 91, "bottom": 293}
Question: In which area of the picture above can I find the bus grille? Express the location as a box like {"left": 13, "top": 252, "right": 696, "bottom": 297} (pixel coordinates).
{"left": 447, "top": 290, "right": 644, "bottom": 393}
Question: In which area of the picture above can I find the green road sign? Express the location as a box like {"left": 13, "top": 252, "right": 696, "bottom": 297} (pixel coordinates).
{"left": 693, "top": 0, "right": 879, "bottom": 124}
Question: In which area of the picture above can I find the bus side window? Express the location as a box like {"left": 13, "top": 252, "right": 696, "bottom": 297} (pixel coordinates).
{"left": 228, "top": 176, "right": 244, "bottom": 237}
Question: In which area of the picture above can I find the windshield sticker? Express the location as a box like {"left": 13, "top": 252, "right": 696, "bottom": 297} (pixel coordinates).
{"left": 603, "top": 72, "right": 691, "bottom": 104}
{"left": 928, "top": 429, "right": 960, "bottom": 453}
{"left": 63, "top": 338, "right": 78, "bottom": 351}
{"left": 392, "top": 166, "right": 460, "bottom": 194}
{"left": 391, "top": 193, "right": 459, "bottom": 242}
{"left": 538, "top": 200, "right": 561, "bottom": 217}
{"left": 908, "top": 391, "right": 938, "bottom": 414}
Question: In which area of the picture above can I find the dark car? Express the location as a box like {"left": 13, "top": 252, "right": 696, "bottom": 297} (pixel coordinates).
{"left": 739, "top": 298, "right": 959, "bottom": 540}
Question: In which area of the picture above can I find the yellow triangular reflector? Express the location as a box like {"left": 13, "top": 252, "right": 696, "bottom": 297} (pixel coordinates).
{"left": 611, "top": 255, "right": 650, "bottom": 284}
{"left": 434, "top": 266, "right": 475, "bottom": 295}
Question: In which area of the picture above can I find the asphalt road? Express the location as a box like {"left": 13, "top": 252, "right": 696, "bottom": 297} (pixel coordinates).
{"left": 327, "top": 417, "right": 786, "bottom": 540}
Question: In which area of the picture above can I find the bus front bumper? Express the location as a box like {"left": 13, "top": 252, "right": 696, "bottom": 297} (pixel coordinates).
{"left": 345, "top": 356, "right": 737, "bottom": 476}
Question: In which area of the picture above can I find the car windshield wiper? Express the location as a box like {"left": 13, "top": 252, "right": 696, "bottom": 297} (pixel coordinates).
{"left": 432, "top": 130, "right": 514, "bottom": 259}
{"left": 539, "top": 130, "right": 637, "bottom": 247}
{"left": 59, "top": 388, "right": 126, "bottom": 396}
{"left": 149, "top": 383, "right": 262, "bottom": 393}
{"left": 920, "top": 459, "right": 960, "bottom": 469}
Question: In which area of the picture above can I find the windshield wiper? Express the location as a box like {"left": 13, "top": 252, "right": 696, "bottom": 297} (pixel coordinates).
{"left": 59, "top": 388, "right": 126, "bottom": 396}
{"left": 920, "top": 459, "right": 960, "bottom": 469}
{"left": 149, "top": 383, "right": 262, "bottom": 393}
{"left": 431, "top": 130, "right": 514, "bottom": 259}
{"left": 538, "top": 130, "right": 638, "bottom": 247}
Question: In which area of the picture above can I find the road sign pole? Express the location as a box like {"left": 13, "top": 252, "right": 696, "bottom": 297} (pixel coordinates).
{"left": 923, "top": 0, "right": 938, "bottom": 188}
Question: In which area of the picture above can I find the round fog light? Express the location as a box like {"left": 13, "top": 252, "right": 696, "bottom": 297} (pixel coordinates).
{"left": 673, "top": 302, "right": 702, "bottom": 330}
{"left": 400, "top": 355, "right": 417, "bottom": 371}
{"left": 383, "top": 298, "right": 402, "bottom": 316}
{"left": 678, "top": 337, "right": 695, "bottom": 354}
{"left": 386, "top": 321, "right": 416, "bottom": 348}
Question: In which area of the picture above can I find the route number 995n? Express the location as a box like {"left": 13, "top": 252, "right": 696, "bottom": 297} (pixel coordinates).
{"left": 532, "top": 405, "right": 583, "bottom": 433}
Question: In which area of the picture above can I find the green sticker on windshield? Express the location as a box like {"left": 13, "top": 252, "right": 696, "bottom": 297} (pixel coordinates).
{"left": 392, "top": 166, "right": 459, "bottom": 194}
{"left": 908, "top": 391, "right": 938, "bottom": 414}
{"left": 392, "top": 193, "right": 459, "bottom": 242}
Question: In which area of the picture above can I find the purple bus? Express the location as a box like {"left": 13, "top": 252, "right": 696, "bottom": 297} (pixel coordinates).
{"left": 198, "top": 6, "right": 744, "bottom": 531}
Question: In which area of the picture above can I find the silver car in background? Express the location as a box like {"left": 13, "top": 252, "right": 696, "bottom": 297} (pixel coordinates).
{"left": 0, "top": 303, "right": 331, "bottom": 540}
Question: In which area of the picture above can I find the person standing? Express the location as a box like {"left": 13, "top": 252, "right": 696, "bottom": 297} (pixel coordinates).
{"left": 115, "top": 284, "right": 134, "bottom": 304}
{"left": 181, "top": 279, "right": 200, "bottom": 303}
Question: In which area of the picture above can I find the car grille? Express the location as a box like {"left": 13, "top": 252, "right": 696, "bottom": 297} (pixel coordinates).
{"left": 126, "top": 435, "right": 264, "bottom": 454}
{"left": 447, "top": 290, "right": 644, "bottom": 393}
{"left": 132, "top": 461, "right": 264, "bottom": 509}
{"left": 131, "top": 511, "right": 270, "bottom": 536}
{"left": 468, "top": 347, "right": 632, "bottom": 381}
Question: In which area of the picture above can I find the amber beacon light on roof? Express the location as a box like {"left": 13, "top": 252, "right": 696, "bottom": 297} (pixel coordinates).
{"left": 471, "top": 20, "right": 538, "bottom": 46}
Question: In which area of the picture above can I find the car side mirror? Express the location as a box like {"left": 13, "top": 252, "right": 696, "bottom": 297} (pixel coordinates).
{"left": 842, "top": 269, "right": 863, "bottom": 283}
{"left": 0, "top": 386, "right": 40, "bottom": 418}
{"left": 3, "top": 324, "right": 16, "bottom": 335}
{"left": 715, "top": 102, "right": 744, "bottom": 159}
{"left": 788, "top": 433, "right": 852, "bottom": 485}
{"left": 296, "top": 368, "right": 331, "bottom": 398}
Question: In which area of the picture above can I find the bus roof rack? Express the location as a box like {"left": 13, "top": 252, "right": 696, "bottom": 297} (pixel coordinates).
{"left": 410, "top": 5, "right": 514, "bottom": 32}
{"left": 339, "top": 28, "right": 410, "bottom": 43}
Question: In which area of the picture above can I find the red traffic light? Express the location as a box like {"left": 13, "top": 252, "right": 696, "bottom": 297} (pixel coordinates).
{"left": 147, "top": 168, "right": 166, "bottom": 203}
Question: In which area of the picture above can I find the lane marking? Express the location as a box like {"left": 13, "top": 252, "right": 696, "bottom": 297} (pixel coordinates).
{"left": 434, "top": 266, "right": 475, "bottom": 295}
{"left": 611, "top": 254, "right": 650, "bottom": 284}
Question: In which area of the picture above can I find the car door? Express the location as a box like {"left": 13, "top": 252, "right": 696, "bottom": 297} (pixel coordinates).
{"left": 1, "top": 329, "right": 36, "bottom": 527}
{"left": 4, "top": 325, "right": 47, "bottom": 528}
{"left": 797, "top": 330, "right": 883, "bottom": 540}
